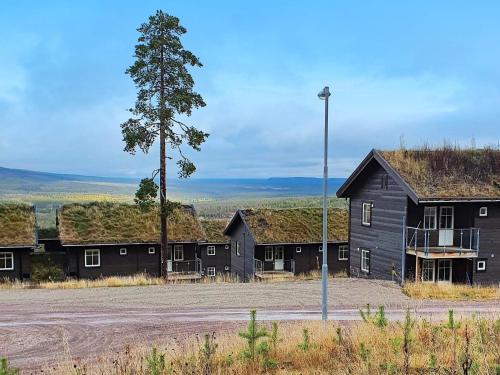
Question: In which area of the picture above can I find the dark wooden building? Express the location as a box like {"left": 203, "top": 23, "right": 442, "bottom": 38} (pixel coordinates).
{"left": 337, "top": 148, "right": 500, "bottom": 285}
{"left": 199, "top": 219, "right": 231, "bottom": 277}
{"left": 224, "top": 208, "right": 349, "bottom": 281}
{"left": 0, "top": 203, "right": 36, "bottom": 280}
{"left": 57, "top": 202, "right": 206, "bottom": 279}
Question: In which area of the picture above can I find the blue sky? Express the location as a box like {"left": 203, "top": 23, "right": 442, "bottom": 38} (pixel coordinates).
{"left": 0, "top": 1, "right": 499, "bottom": 178}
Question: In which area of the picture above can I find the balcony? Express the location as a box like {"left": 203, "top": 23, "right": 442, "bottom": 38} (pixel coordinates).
{"left": 254, "top": 258, "right": 295, "bottom": 280}
{"left": 406, "top": 227, "right": 479, "bottom": 258}
{"left": 167, "top": 257, "right": 202, "bottom": 280}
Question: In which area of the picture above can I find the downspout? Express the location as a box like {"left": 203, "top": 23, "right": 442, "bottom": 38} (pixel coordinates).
{"left": 401, "top": 214, "right": 406, "bottom": 285}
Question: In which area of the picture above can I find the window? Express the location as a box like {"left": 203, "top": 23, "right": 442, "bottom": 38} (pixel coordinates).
{"left": 296, "top": 246, "right": 302, "bottom": 253}
{"left": 479, "top": 207, "right": 488, "bottom": 217}
{"left": 421, "top": 259, "right": 435, "bottom": 282}
{"left": 207, "top": 245, "right": 216, "bottom": 256}
{"left": 207, "top": 267, "right": 216, "bottom": 277}
{"left": 423, "top": 207, "right": 437, "bottom": 230}
{"left": 174, "top": 245, "right": 184, "bottom": 261}
{"left": 225, "top": 244, "right": 229, "bottom": 250}
{"left": 84, "top": 249, "right": 100, "bottom": 268}
{"left": 236, "top": 241, "right": 241, "bottom": 256}
{"left": 119, "top": 248, "right": 127, "bottom": 256}
{"left": 319, "top": 245, "right": 323, "bottom": 252}
{"left": 362, "top": 202, "right": 372, "bottom": 226}
{"left": 437, "top": 259, "right": 452, "bottom": 282}
{"left": 224, "top": 265, "right": 230, "bottom": 271}
{"left": 338, "top": 245, "right": 349, "bottom": 260}
{"left": 361, "top": 249, "right": 370, "bottom": 273}
{"left": 0, "top": 252, "right": 14, "bottom": 271}
{"left": 476, "top": 259, "right": 487, "bottom": 272}
{"left": 380, "top": 174, "right": 389, "bottom": 189}
{"left": 148, "top": 247, "right": 156, "bottom": 254}
{"left": 265, "top": 246, "right": 273, "bottom": 261}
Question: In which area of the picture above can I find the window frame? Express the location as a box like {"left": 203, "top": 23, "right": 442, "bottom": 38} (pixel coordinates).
{"left": 119, "top": 248, "right": 127, "bottom": 256}
{"left": 318, "top": 245, "right": 323, "bottom": 252}
{"left": 236, "top": 241, "right": 241, "bottom": 256}
{"left": 264, "top": 246, "right": 274, "bottom": 261}
{"left": 173, "top": 245, "right": 184, "bottom": 261}
{"left": 0, "top": 252, "right": 14, "bottom": 271}
{"left": 362, "top": 202, "right": 372, "bottom": 227}
{"left": 148, "top": 247, "right": 156, "bottom": 255}
{"left": 295, "top": 246, "right": 302, "bottom": 253}
{"left": 207, "top": 245, "right": 216, "bottom": 256}
{"left": 421, "top": 259, "right": 435, "bottom": 282}
{"left": 360, "top": 249, "right": 370, "bottom": 273}
{"left": 338, "top": 245, "right": 349, "bottom": 261}
{"left": 476, "top": 259, "right": 487, "bottom": 272}
{"left": 84, "top": 249, "right": 100, "bottom": 268}
{"left": 423, "top": 206, "right": 437, "bottom": 230}
{"left": 207, "top": 266, "right": 216, "bottom": 277}
{"left": 479, "top": 207, "right": 488, "bottom": 217}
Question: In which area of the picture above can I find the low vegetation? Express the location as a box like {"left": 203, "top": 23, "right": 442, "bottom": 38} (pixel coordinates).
{"left": 41, "top": 309, "right": 499, "bottom": 374}
{"left": 0, "top": 203, "right": 36, "bottom": 247}
{"left": 403, "top": 282, "right": 500, "bottom": 300}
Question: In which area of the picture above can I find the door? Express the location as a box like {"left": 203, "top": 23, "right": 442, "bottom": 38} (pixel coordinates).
{"left": 437, "top": 259, "right": 452, "bottom": 283}
{"left": 274, "top": 246, "right": 284, "bottom": 271}
{"left": 167, "top": 246, "right": 173, "bottom": 272}
{"left": 439, "top": 206, "right": 454, "bottom": 246}
{"left": 421, "top": 259, "right": 435, "bottom": 282}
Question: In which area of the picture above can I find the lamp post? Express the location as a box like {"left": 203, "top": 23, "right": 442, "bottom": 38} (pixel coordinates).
{"left": 318, "top": 86, "right": 331, "bottom": 321}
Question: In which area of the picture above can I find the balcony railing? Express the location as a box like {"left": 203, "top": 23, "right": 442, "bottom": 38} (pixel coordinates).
{"left": 170, "top": 257, "right": 202, "bottom": 275}
{"left": 406, "top": 227, "right": 480, "bottom": 256}
{"left": 254, "top": 259, "right": 295, "bottom": 275}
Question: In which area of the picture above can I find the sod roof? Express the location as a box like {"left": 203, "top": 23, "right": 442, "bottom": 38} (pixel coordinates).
{"left": 58, "top": 202, "right": 206, "bottom": 245}
{"left": 238, "top": 208, "right": 348, "bottom": 244}
{"left": 200, "top": 219, "right": 230, "bottom": 243}
{"left": 0, "top": 203, "right": 36, "bottom": 248}
{"left": 379, "top": 147, "right": 500, "bottom": 200}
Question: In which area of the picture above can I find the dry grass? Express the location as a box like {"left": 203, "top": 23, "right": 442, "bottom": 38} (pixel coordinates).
{"left": 58, "top": 202, "right": 206, "bottom": 245}
{"left": 0, "top": 202, "right": 36, "bottom": 247}
{"left": 200, "top": 219, "right": 229, "bottom": 243}
{"left": 380, "top": 145, "right": 500, "bottom": 199}
{"left": 403, "top": 282, "right": 500, "bottom": 300}
{"left": 46, "top": 313, "right": 500, "bottom": 374}
{"left": 241, "top": 207, "right": 348, "bottom": 243}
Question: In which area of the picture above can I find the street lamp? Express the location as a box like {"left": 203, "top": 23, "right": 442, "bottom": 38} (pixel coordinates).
{"left": 318, "top": 86, "right": 331, "bottom": 321}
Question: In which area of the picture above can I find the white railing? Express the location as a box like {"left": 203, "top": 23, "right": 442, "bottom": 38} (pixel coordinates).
{"left": 406, "top": 227, "right": 480, "bottom": 256}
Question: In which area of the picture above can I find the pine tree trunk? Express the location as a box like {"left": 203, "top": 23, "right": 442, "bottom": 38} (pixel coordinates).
{"left": 159, "top": 47, "right": 169, "bottom": 279}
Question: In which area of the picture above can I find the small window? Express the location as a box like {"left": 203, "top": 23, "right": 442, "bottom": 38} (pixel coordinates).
{"left": 423, "top": 207, "right": 437, "bottom": 230}
{"left": 380, "top": 174, "right": 389, "bottom": 189}
{"left": 225, "top": 244, "right": 229, "bottom": 250}
{"left": 479, "top": 207, "right": 488, "bottom": 217}
{"left": 85, "top": 249, "right": 100, "bottom": 268}
{"left": 361, "top": 249, "right": 370, "bottom": 273}
{"left": 477, "top": 259, "right": 487, "bottom": 272}
{"left": 236, "top": 241, "right": 241, "bottom": 256}
{"left": 174, "top": 245, "right": 184, "bottom": 261}
{"left": 319, "top": 245, "right": 323, "bottom": 252}
{"left": 338, "top": 245, "right": 349, "bottom": 261}
{"left": 362, "top": 202, "right": 372, "bottom": 226}
{"left": 207, "top": 267, "right": 216, "bottom": 277}
{"left": 265, "top": 246, "right": 273, "bottom": 261}
{"left": 119, "top": 248, "right": 127, "bottom": 256}
{"left": 296, "top": 246, "right": 302, "bottom": 253}
{"left": 148, "top": 247, "right": 156, "bottom": 254}
{"left": 0, "top": 252, "right": 14, "bottom": 271}
{"left": 224, "top": 265, "right": 230, "bottom": 271}
{"left": 207, "top": 245, "right": 216, "bottom": 256}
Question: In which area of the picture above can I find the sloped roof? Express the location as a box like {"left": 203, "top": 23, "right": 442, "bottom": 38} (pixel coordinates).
{"left": 235, "top": 208, "right": 348, "bottom": 244}
{"left": 0, "top": 203, "right": 36, "bottom": 248}
{"left": 200, "top": 219, "right": 229, "bottom": 243}
{"left": 58, "top": 202, "right": 206, "bottom": 245}
{"left": 379, "top": 147, "right": 500, "bottom": 200}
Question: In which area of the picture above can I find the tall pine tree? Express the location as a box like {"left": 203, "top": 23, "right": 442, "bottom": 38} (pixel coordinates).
{"left": 121, "top": 10, "right": 207, "bottom": 278}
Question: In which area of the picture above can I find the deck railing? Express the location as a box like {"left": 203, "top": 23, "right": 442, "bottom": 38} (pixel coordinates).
{"left": 171, "top": 257, "right": 202, "bottom": 274}
{"left": 254, "top": 259, "right": 295, "bottom": 275}
{"left": 406, "top": 227, "right": 480, "bottom": 256}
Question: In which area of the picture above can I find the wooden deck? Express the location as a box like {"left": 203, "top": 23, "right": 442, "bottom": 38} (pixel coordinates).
{"left": 167, "top": 272, "right": 202, "bottom": 281}
{"left": 254, "top": 271, "right": 295, "bottom": 280}
{"left": 406, "top": 247, "right": 479, "bottom": 259}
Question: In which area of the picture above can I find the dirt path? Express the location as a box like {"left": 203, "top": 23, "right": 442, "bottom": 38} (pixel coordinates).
{"left": 0, "top": 279, "right": 498, "bottom": 372}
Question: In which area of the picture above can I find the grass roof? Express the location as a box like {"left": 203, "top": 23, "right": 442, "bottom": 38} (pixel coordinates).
{"left": 200, "top": 219, "right": 229, "bottom": 243}
{"left": 0, "top": 203, "right": 36, "bottom": 247}
{"left": 379, "top": 146, "right": 500, "bottom": 200}
{"left": 58, "top": 202, "right": 206, "bottom": 245}
{"left": 240, "top": 207, "right": 348, "bottom": 244}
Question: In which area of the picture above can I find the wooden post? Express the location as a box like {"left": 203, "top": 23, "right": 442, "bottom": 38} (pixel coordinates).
{"left": 415, "top": 255, "right": 421, "bottom": 282}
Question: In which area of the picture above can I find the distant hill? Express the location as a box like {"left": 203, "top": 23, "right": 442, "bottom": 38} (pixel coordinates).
{"left": 0, "top": 166, "right": 346, "bottom": 199}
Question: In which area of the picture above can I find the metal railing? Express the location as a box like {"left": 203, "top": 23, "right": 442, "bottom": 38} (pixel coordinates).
{"left": 406, "top": 227, "right": 480, "bottom": 256}
{"left": 171, "top": 257, "right": 202, "bottom": 274}
{"left": 254, "top": 259, "right": 295, "bottom": 275}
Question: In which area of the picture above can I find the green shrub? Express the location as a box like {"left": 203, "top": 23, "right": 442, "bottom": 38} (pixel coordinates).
{"left": 0, "top": 358, "right": 19, "bottom": 375}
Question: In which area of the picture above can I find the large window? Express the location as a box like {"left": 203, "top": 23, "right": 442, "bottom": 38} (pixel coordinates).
{"left": 265, "top": 246, "right": 273, "bottom": 261}
{"left": 362, "top": 202, "right": 372, "bottom": 226}
{"left": 423, "top": 207, "right": 437, "bottom": 230}
{"left": 361, "top": 249, "right": 370, "bottom": 273}
{"left": 174, "top": 245, "right": 184, "bottom": 261}
{"left": 338, "top": 245, "right": 349, "bottom": 260}
{"left": 437, "top": 259, "right": 452, "bottom": 282}
{"left": 84, "top": 249, "right": 100, "bottom": 268}
{"left": 207, "top": 245, "right": 216, "bottom": 256}
{"left": 0, "top": 252, "right": 14, "bottom": 271}
{"left": 422, "top": 259, "right": 435, "bottom": 282}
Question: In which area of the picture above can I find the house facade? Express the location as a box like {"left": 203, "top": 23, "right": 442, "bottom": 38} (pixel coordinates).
{"left": 224, "top": 208, "right": 349, "bottom": 280}
{"left": 337, "top": 148, "right": 500, "bottom": 285}
{"left": 199, "top": 219, "right": 231, "bottom": 277}
{"left": 0, "top": 203, "right": 36, "bottom": 280}
{"left": 57, "top": 202, "right": 206, "bottom": 279}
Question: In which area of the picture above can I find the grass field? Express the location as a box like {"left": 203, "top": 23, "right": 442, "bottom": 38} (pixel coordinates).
{"left": 403, "top": 282, "right": 500, "bottom": 300}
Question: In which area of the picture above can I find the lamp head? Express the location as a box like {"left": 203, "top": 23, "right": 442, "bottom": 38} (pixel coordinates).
{"left": 318, "top": 86, "right": 331, "bottom": 100}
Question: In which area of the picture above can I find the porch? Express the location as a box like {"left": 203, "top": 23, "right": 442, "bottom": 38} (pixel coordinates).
{"left": 254, "top": 258, "right": 295, "bottom": 279}
{"left": 409, "top": 256, "right": 474, "bottom": 284}
{"left": 406, "top": 227, "right": 480, "bottom": 258}
{"left": 167, "top": 257, "right": 202, "bottom": 280}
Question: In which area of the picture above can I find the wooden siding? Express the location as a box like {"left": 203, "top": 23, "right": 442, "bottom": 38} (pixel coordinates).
{"left": 0, "top": 248, "right": 31, "bottom": 280}
{"left": 348, "top": 159, "right": 408, "bottom": 281}
{"left": 227, "top": 216, "right": 255, "bottom": 281}
{"left": 199, "top": 243, "right": 231, "bottom": 275}
{"left": 473, "top": 203, "right": 500, "bottom": 284}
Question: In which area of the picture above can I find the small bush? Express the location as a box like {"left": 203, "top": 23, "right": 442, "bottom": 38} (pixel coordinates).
{"left": 0, "top": 358, "right": 19, "bottom": 375}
